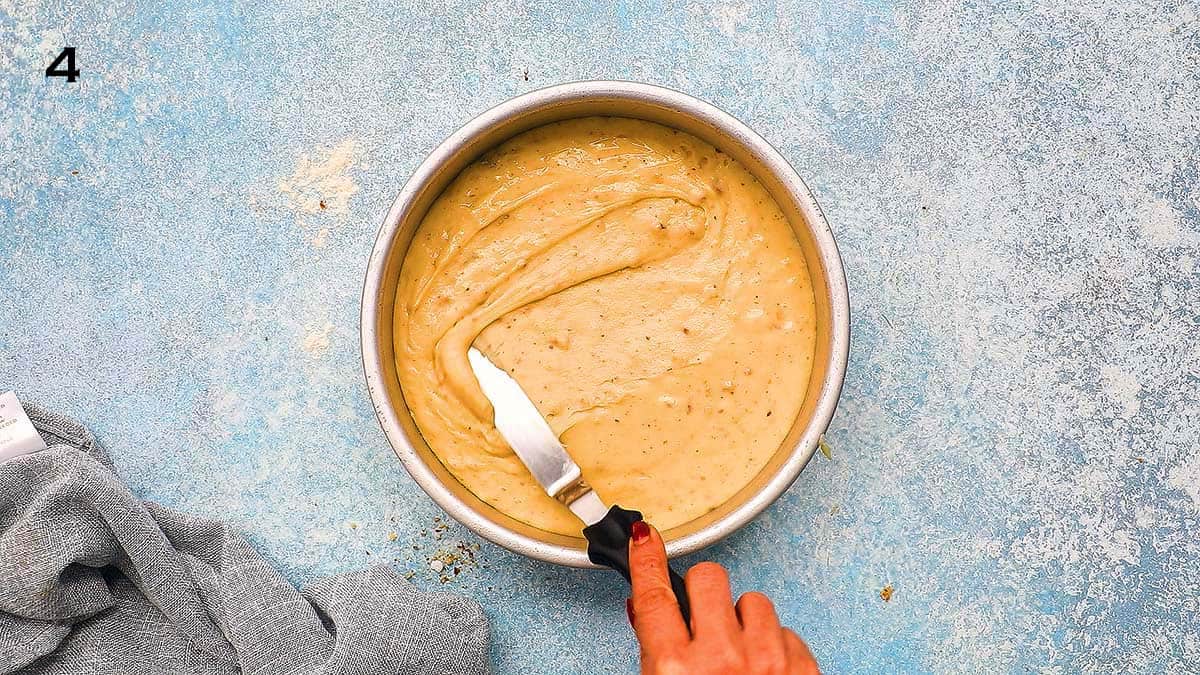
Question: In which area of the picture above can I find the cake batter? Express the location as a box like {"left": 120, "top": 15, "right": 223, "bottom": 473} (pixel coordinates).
{"left": 395, "top": 117, "right": 816, "bottom": 535}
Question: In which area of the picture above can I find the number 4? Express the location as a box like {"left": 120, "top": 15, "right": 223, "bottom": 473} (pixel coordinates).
{"left": 45, "top": 47, "right": 79, "bottom": 82}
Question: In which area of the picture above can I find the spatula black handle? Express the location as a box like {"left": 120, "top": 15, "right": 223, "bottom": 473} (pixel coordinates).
{"left": 583, "top": 505, "right": 691, "bottom": 628}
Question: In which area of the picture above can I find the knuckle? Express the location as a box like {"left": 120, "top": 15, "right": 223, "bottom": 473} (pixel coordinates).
{"left": 715, "top": 644, "right": 748, "bottom": 668}
{"left": 637, "top": 585, "right": 679, "bottom": 609}
{"left": 652, "top": 652, "right": 688, "bottom": 673}
{"left": 631, "top": 552, "right": 666, "bottom": 573}
{"left": 750, "top": 657, "right": 786, "bottom": 675}
{"left": 760, "top": 648, "right": 789, "bottom": 673}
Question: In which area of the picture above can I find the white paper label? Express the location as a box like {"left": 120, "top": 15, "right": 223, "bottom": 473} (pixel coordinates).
{"left": 0, "top": 391, "right": 47, "bottom": 461}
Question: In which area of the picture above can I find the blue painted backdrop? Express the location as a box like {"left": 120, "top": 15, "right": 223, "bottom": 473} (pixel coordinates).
{"left": 3, "top": 1, "right": 1198, "bottom": 672}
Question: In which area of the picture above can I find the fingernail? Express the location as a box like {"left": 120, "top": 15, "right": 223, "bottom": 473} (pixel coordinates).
{"left": 625, "top": 597, "right": 635, "bottom": 627}
{"left": 631, "top": 520, "right": 650, "bottom": 544}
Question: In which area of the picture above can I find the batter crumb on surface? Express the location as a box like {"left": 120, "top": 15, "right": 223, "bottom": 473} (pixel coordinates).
{"left": 301, "top": 321, "right": 335, "bottom": 357}
{"left": 818, "top": 435, "right": 833, "bottom": 459}
{"left": 277, "top": 138, "right": 361, "bottom": 215}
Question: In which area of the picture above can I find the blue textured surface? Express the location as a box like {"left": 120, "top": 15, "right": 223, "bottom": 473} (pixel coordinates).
{"left": 3, "top": 1, "right": 1199, "bottom": 672}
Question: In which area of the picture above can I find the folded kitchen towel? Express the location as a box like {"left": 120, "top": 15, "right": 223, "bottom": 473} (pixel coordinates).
{"left": 0, "top": 402, "right": 491, "bottom": 675}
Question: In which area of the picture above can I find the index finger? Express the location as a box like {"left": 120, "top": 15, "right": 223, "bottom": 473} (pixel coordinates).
{"left": 628, "top": 520, "right": 690, "bottom": 653}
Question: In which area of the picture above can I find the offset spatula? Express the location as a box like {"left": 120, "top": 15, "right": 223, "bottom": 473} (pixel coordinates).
{"left": 467, "top": 347, "right": 691, "bottom": 624}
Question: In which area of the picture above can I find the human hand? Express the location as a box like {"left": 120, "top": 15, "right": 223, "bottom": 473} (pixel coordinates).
{"left": 626, "top": 520, "right": 819, "bottom": 675}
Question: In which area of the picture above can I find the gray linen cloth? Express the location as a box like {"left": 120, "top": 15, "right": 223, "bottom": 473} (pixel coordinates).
{"left": 0, "top": 403, "right": 490, "bottom": 675}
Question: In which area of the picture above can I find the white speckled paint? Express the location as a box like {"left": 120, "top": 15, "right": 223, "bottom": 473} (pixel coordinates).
{"left": 2, "top": 0, "right": 1198, "bottom": 672}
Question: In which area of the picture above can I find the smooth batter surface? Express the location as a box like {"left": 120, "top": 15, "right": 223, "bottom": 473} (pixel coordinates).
{"left": 395, "top": 117, "right": 816, "bottom": 536}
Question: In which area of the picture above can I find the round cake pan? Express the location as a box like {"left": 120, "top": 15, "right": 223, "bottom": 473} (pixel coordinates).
{"left": 361, "top": 81, "right": 849, "bottom": 568}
